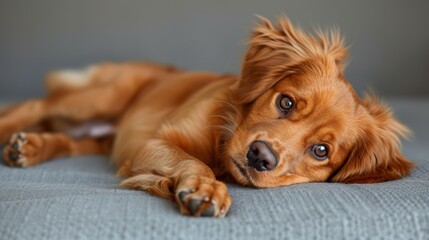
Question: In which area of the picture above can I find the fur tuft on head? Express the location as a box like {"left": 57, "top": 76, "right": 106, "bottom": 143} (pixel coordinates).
{"left": 235, "top": 15, "right": 349, "bottom": 104}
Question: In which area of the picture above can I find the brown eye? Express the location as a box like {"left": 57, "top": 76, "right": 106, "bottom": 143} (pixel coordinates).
{"left": 276, "top": 95, "right": 294, "bottom": 113}
{"left": 311, "top": 145, "right": 328, "bottom": 160}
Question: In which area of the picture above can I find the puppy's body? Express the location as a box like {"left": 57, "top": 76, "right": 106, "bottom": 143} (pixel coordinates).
{"left": 0, "top": 17, "right": 413, "bottom": 217}
{"left": 112, "top": 69, "right": 238, "bottom": 193}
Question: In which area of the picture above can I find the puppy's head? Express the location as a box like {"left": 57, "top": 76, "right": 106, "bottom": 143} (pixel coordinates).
{"left": 224, "top": 16, "right": 413, "bottom": 187}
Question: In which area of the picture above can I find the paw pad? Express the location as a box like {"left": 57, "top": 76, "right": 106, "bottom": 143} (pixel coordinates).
{"left": 178, "top": 190, "right": 217, "bottom": 217}
{"left": 175, "top": 177, "right": 232, "bottom": 218}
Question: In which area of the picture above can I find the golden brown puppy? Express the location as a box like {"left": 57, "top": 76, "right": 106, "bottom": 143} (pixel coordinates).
{"left": 1, "top": 16, "right": 413, "bottom": 217}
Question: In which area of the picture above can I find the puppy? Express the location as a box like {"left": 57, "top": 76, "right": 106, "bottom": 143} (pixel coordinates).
{"left": 1, "top": 16, "right": 413, "bottom": 217}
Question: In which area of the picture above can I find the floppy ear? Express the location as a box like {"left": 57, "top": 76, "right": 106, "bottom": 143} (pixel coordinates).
{"left": 235, "top": 16, "right": 349, "bottom": 104}
{"left": 331, "top": 96, "right": 414, "bottom": 183}
{"left": 235, "top": 16, "right": 303, "bottom": 104}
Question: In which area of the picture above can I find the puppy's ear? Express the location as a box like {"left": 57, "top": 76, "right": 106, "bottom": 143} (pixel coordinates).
{"left": 331, "top": 96, "right": 414, "bottom": 183}
{"left": 235, "top": 16, "right": 300, "bottom": 104}
{"left": 235, "top": 16, "right": 348, "bottom": 104}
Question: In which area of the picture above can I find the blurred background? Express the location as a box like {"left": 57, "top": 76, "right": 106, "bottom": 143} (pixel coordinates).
{"left": 1, "top": 0, "right": 428, "bottom": 101}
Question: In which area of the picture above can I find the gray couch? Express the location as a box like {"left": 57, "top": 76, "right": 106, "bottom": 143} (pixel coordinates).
{"left": 1, "top": 98, "right": 428, "bottom": 240}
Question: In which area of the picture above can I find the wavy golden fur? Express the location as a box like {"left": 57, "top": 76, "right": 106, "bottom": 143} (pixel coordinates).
{"left": 1, "top": 16, "right": 413, "bottom": 217}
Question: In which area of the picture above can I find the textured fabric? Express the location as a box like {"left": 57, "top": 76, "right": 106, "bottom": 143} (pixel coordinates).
{"left": 0, "top": 99, "right": 428, "bottom": 240}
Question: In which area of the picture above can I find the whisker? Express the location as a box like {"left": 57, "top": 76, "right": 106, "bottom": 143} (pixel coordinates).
{"left": 215, "top": 99, "right": 249, "bottom": 132}
{"left": 209, "top": 114, "right": 243, "bottom": 133}
{"left": 205, "top": 125, "right": 236, "bottom": 137}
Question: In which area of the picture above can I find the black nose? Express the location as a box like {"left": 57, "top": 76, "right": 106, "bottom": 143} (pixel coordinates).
{"left": 247, "top": 141, "right": 278, "bottom": 171}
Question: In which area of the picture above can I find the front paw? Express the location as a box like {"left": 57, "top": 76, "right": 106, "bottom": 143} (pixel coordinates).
{"left": 175, "top": 176, "right": 232, "bottom": 217}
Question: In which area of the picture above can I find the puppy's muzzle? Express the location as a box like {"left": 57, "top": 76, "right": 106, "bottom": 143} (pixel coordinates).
{"left": 247, "top": 141, "right": 278, "bottom": 171}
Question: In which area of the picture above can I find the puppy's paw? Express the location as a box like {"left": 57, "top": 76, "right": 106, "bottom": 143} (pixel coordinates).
{"left": 2, "top": 132, "right": 42, "bottom": 167}
{"left": 175, "top": 176, "right": 232, "bottom": 217}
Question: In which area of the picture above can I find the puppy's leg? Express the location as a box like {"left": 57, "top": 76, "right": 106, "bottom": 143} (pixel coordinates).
{"left": 0, "top": 100, "right": 46, "bottom": 144}
{"left": 2, "top": 132, "right": 112, "bottom": 167}
{"left": 0, "top": 63, "right": 170, "bottom": 144}
{"left": 119, "top": 139, "right": 232, "bottom": 218}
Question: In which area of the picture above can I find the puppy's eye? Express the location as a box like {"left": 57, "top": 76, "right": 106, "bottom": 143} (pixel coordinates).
{"left": 310, "top": 144, "right": 328, "bottom": 160}
{"left": 276, "top": 95, "right": 294, "bottom": 113}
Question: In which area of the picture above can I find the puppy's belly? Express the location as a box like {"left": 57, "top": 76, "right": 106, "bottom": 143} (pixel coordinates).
{"left": 67, "top": 121, "right": 116, "bottom": 139}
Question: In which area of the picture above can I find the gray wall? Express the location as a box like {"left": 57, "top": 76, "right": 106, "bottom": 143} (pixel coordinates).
{"left": 1, "top": 0, "right": 428, "bottom": 100}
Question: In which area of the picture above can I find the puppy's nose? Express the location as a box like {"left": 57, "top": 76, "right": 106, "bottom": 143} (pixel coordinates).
{"left": 247, "top": 141, "right": 278, "bottom": 171}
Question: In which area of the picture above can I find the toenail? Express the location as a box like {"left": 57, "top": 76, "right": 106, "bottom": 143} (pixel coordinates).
{"left": 220, "top": 206, "right": 226, "bottom": 214}
{"left": 203, "top": 196, "right": 210, "bottom": 202}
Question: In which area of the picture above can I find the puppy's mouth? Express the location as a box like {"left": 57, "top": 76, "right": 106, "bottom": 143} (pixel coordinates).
{"left": 233, "top": 159, "right": 247, "bottom": 177}
{"left": 232, "top": 159, "right": 254, "bottom": 186}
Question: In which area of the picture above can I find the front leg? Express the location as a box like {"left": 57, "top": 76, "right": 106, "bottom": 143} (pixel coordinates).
{"left": 118, "top": 139, "right": 232, "bottom": 217}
